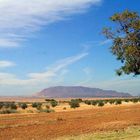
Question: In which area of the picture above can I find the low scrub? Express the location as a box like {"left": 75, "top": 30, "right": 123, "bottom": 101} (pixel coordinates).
{"left": 0, "top": 102, "right": 17, "bottom": 110}
{"left": 56, "top": 126, "right": 140, "bottom": 140}
{"left": 69, "top": 99, "right": 80, "bottom": 109}
{"left": 32, "top": 102, "right": 42, "bottom": 110}
{"left": 40, "top": 109, "right": 55, "bottom": 113}
{"left": 84, "top": 100, "right": 92, "bottom": 105}
{"left": 115, "top": 100, "right": 122, "bottom": 105}
{"left": 97, "top": 101, "right": 104, "bottom": 107}
{"left": 50, "top": 100, "right": 58, "bottom": 107}
{"left": 0, "top": 109, "right": 18, "bottom": 114}
{"left": 19, "top": 103, "right": 28, "bottom": 109}
{"left": 91, "top": 100, "right": 98, "bottom": 106}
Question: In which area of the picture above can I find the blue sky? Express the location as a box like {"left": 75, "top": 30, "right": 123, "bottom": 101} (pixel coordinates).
{"left": 0, "top": 0, "right": 139, "bottom": 96}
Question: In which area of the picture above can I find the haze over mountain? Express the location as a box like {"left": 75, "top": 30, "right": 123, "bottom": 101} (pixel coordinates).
{"left": 36, "top": 86, "right": 132, "bottom": 98}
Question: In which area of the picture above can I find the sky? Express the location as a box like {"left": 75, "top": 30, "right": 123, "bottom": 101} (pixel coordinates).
{"left": 0, "top": 0, "right": 140, "bottom": 96}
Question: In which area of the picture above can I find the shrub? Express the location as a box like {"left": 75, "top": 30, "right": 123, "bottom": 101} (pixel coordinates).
{"left": 40, "top": 109, "right": 55, "bottom": 113}
{"left": 50, "top": 100, "right": 58, "bottom": 107}
{"left": 109, "top": 100, "right": 115, "bottom": 104}
{"left": 19, "top": 103, "right": 28, "bottom": 109}
{"left": 132, "top": 98, "right": 139, "bottom": 103}
{"left": 84, "top": 100, "right": 92, "bottom": 105}
{"left": 0, "top": 102, "right": 4, "bottom": 109}
{"left": 69, "top": 99, "right": 80, "bottom": 109}
{"left": 124, "top": 99, "right": 129, "bottom": 103}
{"left": 45, "top": 99, "right": 56, "bottom": 102}
{"left": 104, "top": 100, "right": 109, "bottom": 104}
{"left": 27, "top": 110, "right": 34, "bottom": 113}
{"left": 115, "top": 100, "right": 122, "bottom": 105}
{"left": 10, "top": 103, "right": 17, "bottom": 110}
{"left": 0, "top": 109, "right": 18, "bottom": 114}
{"left": 0, "top": 102, "right": 17, "bottom": 110}
{"left": 32, "top": 102, "right": 42, "bottom": 109}
{"left": 57, "top": 117, "right": 64, "bottom": 121}
{"left": 76, "top": 98, "right": 83, "bottom": 103}
{"left": 63, "top": 107, "right": 67, "bottom": 110}
{"left": 98, "top": 101, "right": 104, "bottom": 107}
{"left": 91, "top": 100, "right": 97, "bottom": 106}
{"left": 46, "top": 105, "right": 50, "bottom": 109}
{"left": 3, "top": 102, "right": 10, "bottom": 108}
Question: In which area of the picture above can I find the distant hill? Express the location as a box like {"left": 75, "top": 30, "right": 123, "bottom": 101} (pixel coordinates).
{"left": 36, "top": 86, "right": 132, "bottom": 98}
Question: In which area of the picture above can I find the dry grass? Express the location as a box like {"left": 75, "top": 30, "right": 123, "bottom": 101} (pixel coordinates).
{"left": 0, "top": 104, "right": 140, "bottom": 140}
{"left": 56, "top": 126, "right": 140, "bottom": 140}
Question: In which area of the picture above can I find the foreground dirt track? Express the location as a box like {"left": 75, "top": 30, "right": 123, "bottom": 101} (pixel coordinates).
{"left": 0, "top": 104, "right": 140, "bottom": 140}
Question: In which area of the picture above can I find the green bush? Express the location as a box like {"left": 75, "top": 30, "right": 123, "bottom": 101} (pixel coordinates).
{"left": 32, "top": 102, "right": 42, "bottom": 109}
{"left": 124, "top": 99, "right": 129, "bottom": 103}
{"left": 3, "top": 102, "right": 11, "bottom": 108}
{"left": 104, "top": 100, "right": 109, "bottom": 104}
{"left": 19, "top": 103, "right": 28, "bottom": 109}
{"left": 98, "top": 101, "right": 104, "bottom": 107}
{"left": 91, "top": 100, "right": 97, "bottom": 106}
{"left": 0, "top": 109, "right": 18, "bottom": 114}
{"left": 69, "top": 99, "right": 80, "bottom": 109}
{"left": 84, "top": 100, "right": 92, "bottom": 105}
{"left": 0, "top": 102, "right": 17, "bottom": 110}
{"left": 115, "top": 100, "right": 122, "bottom": 105}
{"left": 50, "top": 100, "right": 58, "bottom": 107}
{"left": 76, "top": 98, "right": 83, "bottom": 103}
{"left": 40, "top": 109, "right": 55, "bottom": 113}
{"left": 109, "top": 99, "right": 115, "bottom": 104}
{"left": 10, "top": 103, "right": 17, "bottom": 110}
{"left": 132, "top": 98, "right": 139, "bottom": 103}
{"left": 0, "top": 102, "right": 4, "bottom": 109}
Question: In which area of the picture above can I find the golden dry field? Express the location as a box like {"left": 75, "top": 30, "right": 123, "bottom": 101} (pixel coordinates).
{"left": 0, "top": 98, "right": 140, "bottom": 140}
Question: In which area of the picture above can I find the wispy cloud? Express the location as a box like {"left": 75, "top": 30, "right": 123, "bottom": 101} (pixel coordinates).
{"left": 0, "top": 52, "right": 88, "bottom": 86}
{"left": 81, "top": 39, "right": 112, "bottom": 52}
{"left": 0, "top": 0, "right": 101, "bottom": 48}
{"left": 0, "top": 39, "right": 19, "bottom": 48}
{"left": 0, "top": 60, "right": 15, "bottom": 68}
{"left": 98, "top": 39, "right": 112, "bottom": 46}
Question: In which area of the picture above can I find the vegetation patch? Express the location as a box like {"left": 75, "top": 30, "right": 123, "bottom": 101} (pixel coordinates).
{"left": 56, "top": 126, "right": 140, "bottom": 140}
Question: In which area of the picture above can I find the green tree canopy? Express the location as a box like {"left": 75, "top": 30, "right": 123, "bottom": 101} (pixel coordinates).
{"left": 103, "top": 10, "right": 140, "bottom": 76}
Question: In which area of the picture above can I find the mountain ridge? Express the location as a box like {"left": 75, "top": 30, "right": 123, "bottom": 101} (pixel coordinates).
{"left": 36, "top": 86, "right": 132, "bottom": 98}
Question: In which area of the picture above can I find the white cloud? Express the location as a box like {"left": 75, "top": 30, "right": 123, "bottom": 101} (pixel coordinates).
{"left": 0, "top": 39, "right": 19, "bottom": 48}
{"left": 0, "top": 60, "right": 15, "bottom": 68}
{"left": 0, "top": 52, "right": 88, "bottom": 86}
{"left": 29, "top": 52, "right": 88, "bottom": 79}
{"left": 0, "top": 0, "right": 101, "bottom": 48}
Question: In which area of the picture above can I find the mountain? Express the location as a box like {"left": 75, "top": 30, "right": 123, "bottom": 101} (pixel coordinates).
{"left": 36, "top": 86, "right": 132, "bottom": 98}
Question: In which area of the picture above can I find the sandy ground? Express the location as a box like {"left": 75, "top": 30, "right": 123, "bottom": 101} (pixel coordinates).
{"left": 0, "top": 103, "right": 140, "bottom": 140}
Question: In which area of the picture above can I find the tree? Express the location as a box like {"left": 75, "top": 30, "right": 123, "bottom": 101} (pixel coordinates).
{"left": 103, "top": 10, "right": 140, "bottom": 76}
